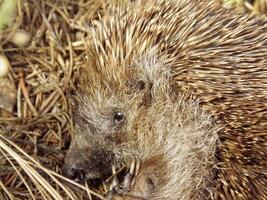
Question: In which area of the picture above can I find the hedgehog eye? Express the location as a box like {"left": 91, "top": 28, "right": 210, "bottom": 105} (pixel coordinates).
{"left": 113, "top": 112, "right": 125, "bottom": 124}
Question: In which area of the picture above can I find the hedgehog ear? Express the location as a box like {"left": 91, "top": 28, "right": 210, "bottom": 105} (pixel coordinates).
{"left": 136, "top": 79, "right": 153, "bottom": 104}
{"left": 128, "top": 78, "right": 151, "bottom": 92}
{"left": 126, "top": 77, "right": 153, "bottom": 106}
{"left": 136, "top": 79, "right": 146, "bottom": 91}
{"left": 135, "top": 52, "right": 170, "bottom": 95}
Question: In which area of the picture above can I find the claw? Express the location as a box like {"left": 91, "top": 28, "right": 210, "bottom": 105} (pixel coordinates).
{"left": 129, "top": 160, "right": 136, "bottom": 174}
{"left": 122, "top": 160, "right": 135, "bottom": 189}
{"left": 135, "top": 160, "right": 140, "bottom": 176}
{"left": 106, "top": 160, "right": 141, "bottom": 199}
{"left": 110, "top": 166, "right": 120, "bottom": 191}
{"left": 122, "top": 172, "right": 134, "bottom": 190}
{"left": 122, "top": 159, "right": 141, "bottom": 191}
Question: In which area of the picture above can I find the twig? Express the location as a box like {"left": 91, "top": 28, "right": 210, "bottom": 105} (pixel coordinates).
{"left": 18, "top": 70, "right": 38, "bottom": 116}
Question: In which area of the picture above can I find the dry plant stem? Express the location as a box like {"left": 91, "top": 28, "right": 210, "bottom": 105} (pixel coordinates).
{"left": 0, "top": 134, "right": 107, "bottom": 200}
{"left": 85, "top": 182, "right": 93, "bottom": 200}
{"left": 0, "top": 148, "right": 35, "bottom": 200}
{"left": 16, "top": 79, "right": 22, "bottom": 118}
{"left": 7, "top": 137, "right": 64, "bottom": 157}
{"left": 0, "top": 181, "right": 15, "bottom": 200}
{"left": 0, "top": 137, "right": 63, "bottom": 200}
{"left": 44, "top": 2, "right": 70, "bottom": 24}
{"left": 39, "top": 90, "right": 60, "bottom": 113}
{"left": 18, "top": 70, "right": 38, "bottom": 116}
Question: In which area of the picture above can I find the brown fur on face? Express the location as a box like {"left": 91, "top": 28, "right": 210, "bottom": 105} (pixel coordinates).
{"left": 64, "top": 0, "right": 267, "bottom": 199}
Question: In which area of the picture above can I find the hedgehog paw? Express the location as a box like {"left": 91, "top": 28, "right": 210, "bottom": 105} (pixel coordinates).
{"left": 106, "top": 159, "right": 159, "bottom": 200}
{"left": 106, "top": 160, "right": 140, "bottom": 199}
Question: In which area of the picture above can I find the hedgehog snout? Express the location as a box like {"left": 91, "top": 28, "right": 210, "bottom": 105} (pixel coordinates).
{"left": 62, "top": 163, "right": 86, "bottom": 182}
{"left": 62, "top": 148, "right": 116, "bottom": 182}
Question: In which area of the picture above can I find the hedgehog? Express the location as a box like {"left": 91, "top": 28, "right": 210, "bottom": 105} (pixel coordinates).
{"left": 62, "top": 0, "right": 267, "bottom": 199}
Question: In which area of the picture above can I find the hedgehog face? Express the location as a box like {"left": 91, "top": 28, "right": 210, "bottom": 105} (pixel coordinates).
{"left": 62, "top": 52, "right": 166, "bottom": 182}
{"left": 63, "top": 81, "right": 145, "bottom": 182}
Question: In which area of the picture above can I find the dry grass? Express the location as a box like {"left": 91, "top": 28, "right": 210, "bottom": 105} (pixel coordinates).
{"left": 0, "top": 0, "right": 266, "bottom": 200}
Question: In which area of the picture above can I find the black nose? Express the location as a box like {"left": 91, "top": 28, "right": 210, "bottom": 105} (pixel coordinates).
{"left": 62, "top": 164, "right": 86, "bottom": 182}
